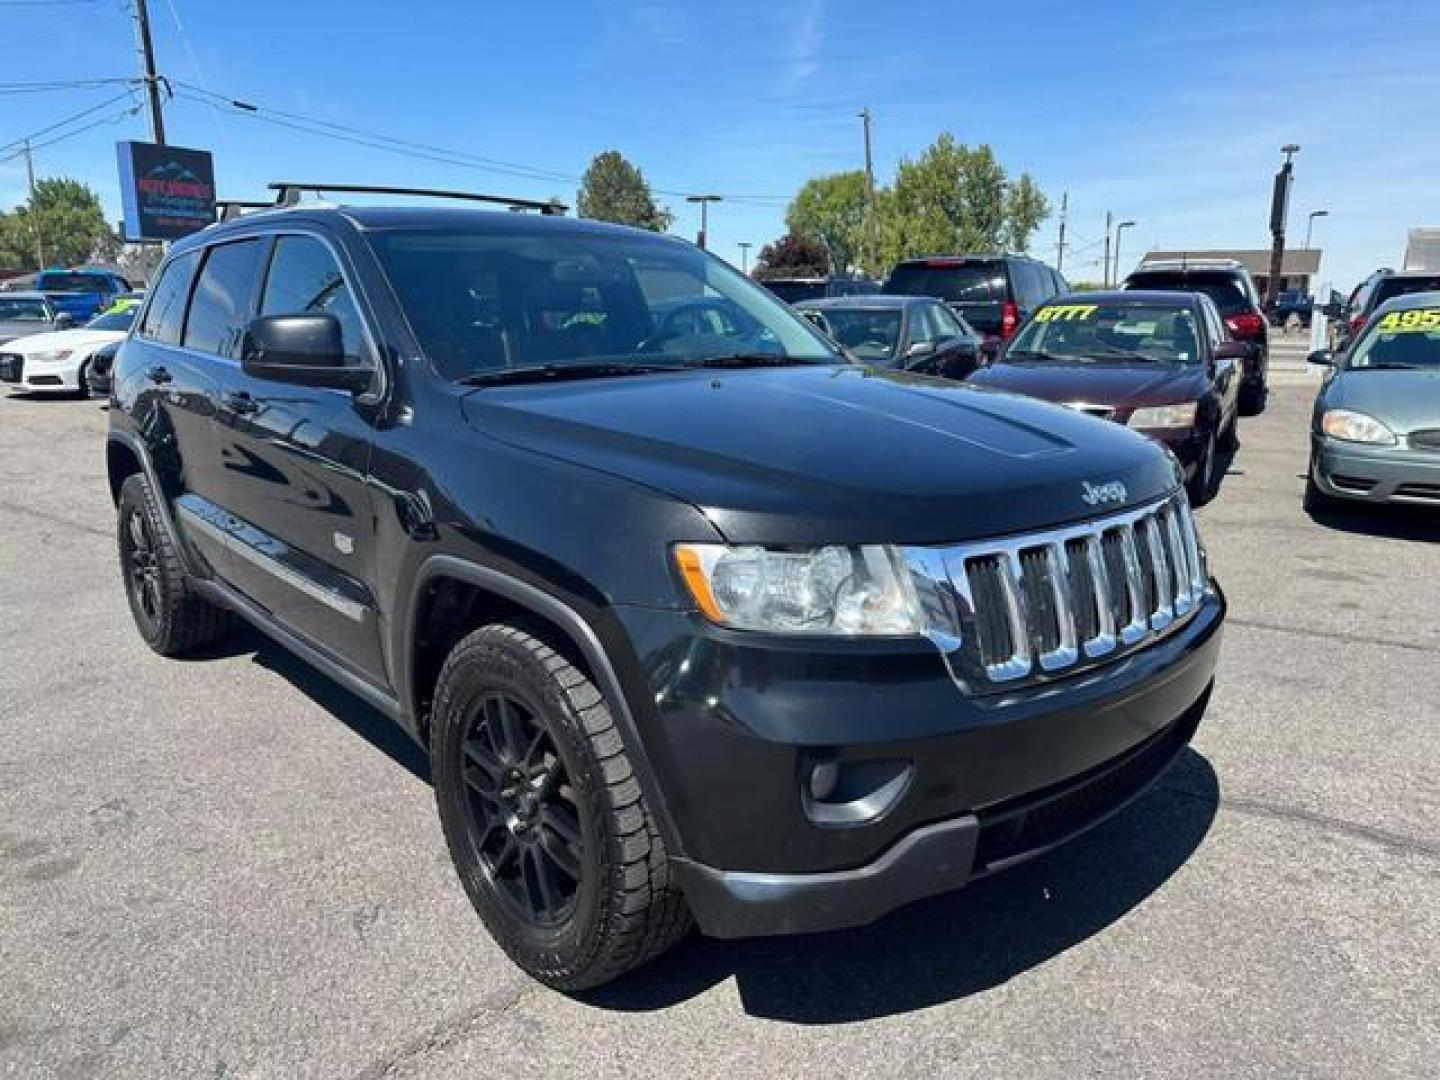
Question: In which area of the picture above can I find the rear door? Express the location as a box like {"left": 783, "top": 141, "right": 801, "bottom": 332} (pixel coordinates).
{"left": 125, "top": 249, "right": 232, "bottom": 577}
{"left": 209, "top": 231, "right": 387, "bottom": 682}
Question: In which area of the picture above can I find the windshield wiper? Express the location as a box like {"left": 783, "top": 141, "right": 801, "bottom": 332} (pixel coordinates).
{"left": 461, "top": 362, "right": 682, "bottom": 387}
{"left": 678, "top": 354, "right": 820, "bottom": 369}
{"left": 1006, "top": 349, "right": 1089, "bottom": 364}
{"left": 1361, "top": 361, "right": 1420, "bottom": 370}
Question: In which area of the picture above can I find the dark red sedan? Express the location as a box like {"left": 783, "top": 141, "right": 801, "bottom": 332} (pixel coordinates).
{"left": 968, "top": 291, "right": 1247, "bottom": 504}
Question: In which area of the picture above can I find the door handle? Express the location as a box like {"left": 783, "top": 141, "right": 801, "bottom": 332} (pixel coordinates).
{"left": 223, "top": 390, "right": 258, "bottom": 414}
{"left": 145, "top": 365, "right": 172, "bottom": 385}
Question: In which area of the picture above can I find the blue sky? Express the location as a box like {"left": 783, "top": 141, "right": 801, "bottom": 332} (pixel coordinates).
{"left": 2, "top": 0, "right": 1437, "bottom": 289}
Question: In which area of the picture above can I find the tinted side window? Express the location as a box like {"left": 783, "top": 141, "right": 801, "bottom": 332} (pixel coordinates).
{"left": 1010, "top": 262, "right": 1042, "bottom": 308}
{"left": 137, "top": 251, "right": 200, "bottom": 345}
{"left": 260, "top": 235, "right": 368, "bottom": 365}
{"left": 184, "top": 240, "right": 267, "bottom": 358}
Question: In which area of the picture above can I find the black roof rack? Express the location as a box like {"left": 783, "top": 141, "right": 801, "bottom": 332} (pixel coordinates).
{"left": 216, "top": 199, "right": 274, "bottom": 223}
{"left": 268, "top": 182, "right": 567, "bottom": 215}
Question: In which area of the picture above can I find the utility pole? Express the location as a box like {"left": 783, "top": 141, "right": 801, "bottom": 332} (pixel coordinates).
{"left": 131, "top": 0, "right": 166, "bottom": 144}
{"left": 1055, "top": 191, "right": 1068, "bottom": 273}
{"left": 1265, "top": 144, "right": 1300, "bottom": 305}
{"left": 738, "top": 241, "right": 752, "bottom": 274}
{"left": 21, "top": 138, "right": 44, "bottom": 267}
{"left": 686, "top": 194, "right": 721, "bottom": 250}
{"left": 1102, "top": 211, "right": 1112, "bottom": 288}
{"left": 859, "top": 107, "right": 876, "bottom": 276}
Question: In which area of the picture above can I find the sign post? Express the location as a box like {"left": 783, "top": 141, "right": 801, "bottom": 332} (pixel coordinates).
{"left": 116, "top": 141, "right": 216, "bottom": 242}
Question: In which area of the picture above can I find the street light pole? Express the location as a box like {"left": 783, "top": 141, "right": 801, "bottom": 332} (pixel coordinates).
{"left": 1304, "top": 209, "right": 1329, "bottom": 251}
{"left": 1102, "top": 211, "right": 1112, "bottom": 287}
{"left": 859, "top": 107, "right": 876, "bottom": 276}
{"left": 738, "top": 241, "right": 752, "bottom": 274}
{"left": 1114, "top": 220, "right": 1136, "bottom": 286}
{"left": 686, "top": 194, "right": 721, "bottom": 250}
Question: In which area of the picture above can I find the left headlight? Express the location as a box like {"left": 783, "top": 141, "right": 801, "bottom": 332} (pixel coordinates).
{"left": 1321, "top": 408, "right": 1396, "bottom": 445}
{"left": 30, "top": 349, "right": 73, "bottom": 365}
{"left": 1128, "top": 402, "right": 1197, "bottom": 429}
{"left": 674, "top": 543, "right": 924, "bottom": 636}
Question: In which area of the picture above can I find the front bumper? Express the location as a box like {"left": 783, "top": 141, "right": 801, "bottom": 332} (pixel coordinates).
{"left": 0, "top": 353, "right": 80, "bottom": 392}
{"left": 615, "top": 586, "right": 1224, "bottom": 938}
{"left": 1311, "top": 436, "right": 1440, "bottom": 505}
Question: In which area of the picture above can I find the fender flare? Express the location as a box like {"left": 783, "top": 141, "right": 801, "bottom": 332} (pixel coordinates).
{"left": 403, "top": 554, "right": 685, "bottom": 859}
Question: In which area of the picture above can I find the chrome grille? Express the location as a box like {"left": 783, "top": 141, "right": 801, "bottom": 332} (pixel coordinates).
{"left": 905, "top": 492, "right": 1208, "bottom": 692}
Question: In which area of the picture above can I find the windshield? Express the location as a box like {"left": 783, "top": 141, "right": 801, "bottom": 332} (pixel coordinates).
{"left": 0, "top": 298, "right": 51, "bottom": 321}
{"left": 367, "top": 227, "right": 839, "bottom": 380}
{"left": 884, "top": 260, "right": 1002, "bottom": 303}
{"left": 85, "top": 305, "right": 138, "bottom": 332}
{"left": 1007, "top": 301, "right": 1202, "bottom": 365}
{"left": 1373, "top": 276, "right": 1440, "bottom": 309}
{"left": 1348, "top": 306, "right": 1440, "bottom": 369}
{"left": 38, "top": 273, "right": 106, "bottom": 294}
{"left": 1126, "top": 272, "right": 1251, "bottom": 316}
{"left": 804, "top": 307, "right": 902, "bottom": 361}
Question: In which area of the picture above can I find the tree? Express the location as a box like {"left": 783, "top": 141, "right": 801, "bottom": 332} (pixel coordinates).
{"left": 1003, "top": 173, "right": 1049, "bottom": 253}
{"left": 576, "top": 151, "right": 673, "bottom": 232}
{"left": 0, "top": 178, "right": 113, "bottom": 271}
{"left": 752, "top": 232, "right": 829, "bottom": 280}
{"left": 785, "top": 170, "right": 867, "bottom": 276}
{"left": 789, "top": 133, "right": 1053, "bottom": 269}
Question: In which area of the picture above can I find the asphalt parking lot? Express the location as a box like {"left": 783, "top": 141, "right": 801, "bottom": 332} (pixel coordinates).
{"left": 2, "top": 336, "right": 1437, "bottom": 1079}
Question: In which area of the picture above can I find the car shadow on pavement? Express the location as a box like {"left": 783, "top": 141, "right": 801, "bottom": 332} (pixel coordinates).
{"left": 584, "top": 750, "right": 1219, "bottom": 1024}
{"left": 214, "top": 623, "right": 432, "bottom": 784}
{"left": 1303, "top": 499, "right": 1440, "bottom": 543}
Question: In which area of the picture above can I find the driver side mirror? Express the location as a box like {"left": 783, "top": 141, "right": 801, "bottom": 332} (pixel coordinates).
{"left": 979, "top": 339, "right": 1001, "bottom": 364}
{"left": 241, "top": 314, "right": 371, "bottom": 391}
{"left": 905, "top": 340, "right": 937, "bottom": 359}
{"left": 1307, "top": 348, "right": 1335, "bottom": 367}
{"left": 1214, "top": 341, "right": 1250, "bottom": 362}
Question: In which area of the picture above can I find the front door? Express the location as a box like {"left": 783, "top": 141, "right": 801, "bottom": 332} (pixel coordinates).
{"left": 208, "top": 232, "right": 388, "bottom": 684}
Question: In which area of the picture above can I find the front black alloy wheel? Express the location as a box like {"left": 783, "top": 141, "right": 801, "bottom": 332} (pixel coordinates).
{"left": 460, "top": 692, "right": 583, "bottom": 927}
{"left": 1187, "top": 428, "right": 1218, "bottom": 506}
{"left": 431, "top": 624, "right": 691, "bottom": 991}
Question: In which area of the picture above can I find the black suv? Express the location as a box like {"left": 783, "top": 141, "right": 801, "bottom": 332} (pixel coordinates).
{"left": 106, "top": 185, "right": 1224, "bottom": 990}
{"left": 1122, "top": 259, "right": 1269, "bottom": 415}
{"left": 882, "top": 253, "right": 1067, "bottom": 343}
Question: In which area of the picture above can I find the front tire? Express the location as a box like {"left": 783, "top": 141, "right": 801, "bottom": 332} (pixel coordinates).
{"left": 431, "top": 624, "right": 690, "bottom": 991}
{"left": 1239, "top": 380, "right": 1267, "bottom": 416}
{"left": 72, "top": 361, "right": 90, "bottom": 400}
{"left": 1187, "top": 429, "right": 1219, "bottom": 506}
{"left": 116, "top": 473, "right": 230, "bottom": 655}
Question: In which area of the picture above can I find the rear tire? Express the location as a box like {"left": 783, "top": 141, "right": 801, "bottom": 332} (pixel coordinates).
{"left": 431, "top": 624, "right": 691, "bottom": 991}
{"left": 117, "top": 473, "right": 230, "bottom": 655}
{"left": 1239, "top": 381, "right": 1267, "bottom": 416}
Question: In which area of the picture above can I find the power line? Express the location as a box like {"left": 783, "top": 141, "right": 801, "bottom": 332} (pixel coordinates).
{"left": 0, "top": 89, "right": 139, "bottom": 155}
{"left": 0, "top": 77, "right": 137, "bottom": 95}
{"left": 0, "top": 99, "right": 142, "bottom": 163}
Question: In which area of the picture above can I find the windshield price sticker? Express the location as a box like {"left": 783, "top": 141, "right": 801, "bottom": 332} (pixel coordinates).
{"left": 1375, "top": 309, "right": 1440, "bottom": 333}
{"left": 1035, "top": 304, "right": 1099, "bottom": 323}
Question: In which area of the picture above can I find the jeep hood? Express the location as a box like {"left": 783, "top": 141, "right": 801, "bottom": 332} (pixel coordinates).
{"left": 968, "top": 360, "right": 1207, "bottom": 412}
{"left": 462, "top": 365, "right": 1179, "bottom": 545}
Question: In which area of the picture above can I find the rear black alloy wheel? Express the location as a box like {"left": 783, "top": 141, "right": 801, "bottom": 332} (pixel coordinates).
{"left": 116, "top": 473, "right": 230, "bottom": 655}
{"left": 461, "top": 692, "right": 583, "bottom": 927}
{"left": 432, "top": 624, "right": 691, "bottom": 990}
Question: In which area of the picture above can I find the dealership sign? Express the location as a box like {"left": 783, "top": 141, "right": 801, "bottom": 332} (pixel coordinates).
{"left": 116, "top": 141, "right": 216, "bottom": 241}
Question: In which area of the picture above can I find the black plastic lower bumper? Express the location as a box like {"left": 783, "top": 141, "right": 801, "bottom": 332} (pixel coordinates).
{"left": 675, "top": 690, "right": 1207, "bottom": 938}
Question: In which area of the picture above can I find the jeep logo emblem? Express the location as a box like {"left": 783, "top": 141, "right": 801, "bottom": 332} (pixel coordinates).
{"left": 1081, "top": 480, "right": 1128, "bottom": 507}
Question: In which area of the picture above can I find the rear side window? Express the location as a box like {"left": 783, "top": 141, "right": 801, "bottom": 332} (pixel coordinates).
{"left": 184, "top": 240, "right": 268, "bottom": 358}
{"left": 1372, "top": 275, "right": 1440, "bottom": 310}
{"left": 260, "top": 235, "right": 368, "bottom": 366}
{"left": 1011, "top": 262, "right": 1050, "bottom": 308}
{"left": 884, "top": 261, "right": 1003, "bottom": 303}
{"left": 137, "top": 251, "right": 200, "bottom": 345}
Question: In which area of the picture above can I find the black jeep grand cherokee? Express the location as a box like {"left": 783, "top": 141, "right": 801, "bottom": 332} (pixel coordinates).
{"left": 106, "top": 188, "right": 1224, "bottom": 990}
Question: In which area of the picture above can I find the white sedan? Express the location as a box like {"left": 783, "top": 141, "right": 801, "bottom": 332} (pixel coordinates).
{"left": 0, "top": 300, "right": 140, "bottom": 397}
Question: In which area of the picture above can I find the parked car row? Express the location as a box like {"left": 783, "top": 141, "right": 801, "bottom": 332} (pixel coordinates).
{"left": 0, "top": 294, "right": 142, "bottom": 397}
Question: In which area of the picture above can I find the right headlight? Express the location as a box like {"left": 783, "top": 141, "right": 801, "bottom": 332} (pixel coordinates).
{"left": 1321, "top": 408, "right": 1396, "bottom": 445}
{"left": 673, "top": 543, "right": 924, "bottom": 636}
{"left": 1128, "top": 402, "right": 1198, "bottom": 429}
